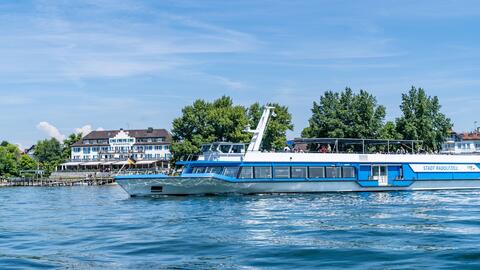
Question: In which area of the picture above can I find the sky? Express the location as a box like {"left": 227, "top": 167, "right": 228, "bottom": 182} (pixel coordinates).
{"left": 1, "top": 0, "right": 480, "bottom": 148}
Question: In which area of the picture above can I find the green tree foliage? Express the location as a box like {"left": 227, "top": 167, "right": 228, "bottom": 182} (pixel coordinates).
{"left": 18, "top": 154, "right": 37, "bottom": 171}
{"left": 396, "top": 87, "right": 452, "bottom": 152}
{"left": 302, "top": 88, "right": 386, "bottom": 139}
{"left": 248, "top": 102, "right": 294, "bottom": 150}
{"left": 62, "top": 133, "right": 83, "bottom": 161}
{"left": 34, "top": 138, "right": 62, "bottom": 163}
{"left": 379, "top": 121, "right": 402, "bottom": 140}
{"left": 171, "top": 96, "right": 251, "bottom": 161}
{"left": 34, "top": 138, "right": 63, "bottom": 175}
{"left": 0, "top": 141, "right": 39, "bottom": 177}
{"left": 0, "top": 142, "right": 21, "bottom": 177}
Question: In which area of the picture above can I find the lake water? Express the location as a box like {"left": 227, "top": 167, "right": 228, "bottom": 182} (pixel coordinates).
{"left": 1, "top": 186, "right": 480, "bottom": 269}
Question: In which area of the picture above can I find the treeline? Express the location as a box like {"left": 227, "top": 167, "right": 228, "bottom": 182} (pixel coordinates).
{"left": 171, "top": 87, "right": 452, "bottom": 159}
{"left": 301, "top": 87, "right": 452, "bottom": 151}
{"left": 0, "top": 86, "right": 452, "bottom": 177}
{"left": 0, "top": 134, "right": 82, "bottom": 177}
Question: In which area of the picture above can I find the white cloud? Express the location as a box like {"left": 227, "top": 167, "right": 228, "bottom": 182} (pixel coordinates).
{"left": 36, "top": 121, "right": 66, "bottom": 141}
{"left": 74, "top": 125, "right": 93, "bottom": 136}
{"left": 73, "top": 124, "right": 105, "bottom": 135}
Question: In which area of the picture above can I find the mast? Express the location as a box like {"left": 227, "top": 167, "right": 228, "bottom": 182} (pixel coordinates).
{"left": 246, "top": 106, "right": 275, "bottom": 152}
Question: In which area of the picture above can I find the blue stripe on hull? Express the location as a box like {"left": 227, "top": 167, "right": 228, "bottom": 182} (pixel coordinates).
{"left": 116, "top": 177, "right": 480, "bottom": 196}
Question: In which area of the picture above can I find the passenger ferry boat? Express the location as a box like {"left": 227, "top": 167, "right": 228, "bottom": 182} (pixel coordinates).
{"left": 115, "top": 107, "right": 480, "bottom": 196}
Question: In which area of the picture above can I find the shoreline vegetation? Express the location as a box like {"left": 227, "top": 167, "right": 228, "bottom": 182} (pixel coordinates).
{"left": 0, "top": 87, "right": 452, "bottom": 183}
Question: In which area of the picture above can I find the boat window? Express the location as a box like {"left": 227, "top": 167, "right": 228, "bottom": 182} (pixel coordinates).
{"left": 239, "top": 167, "right": 254, "bottom": 179}
{"left": 309, "top": 167, "right": 325, "bottom": 178}
{"left": 291, "top": 167, "right": 307, "bottom": 178}
{"left": 201, "top": 145, "right": 212, "bottom": 152}
{"left": 326, "top": 167, "right": 342, "bottom": 178}
{"left": 231, "top": 144, "right": 244, "bottom": 153}
{"left": 205, "top": 167, "right": 223, "bottom": 174}
{"left": 342, "top": 167, "right": 356, "bottom": 178}
{"left": 192, "top": 167, "right": 206, "bottom": 174}
{"left": 372, "top": 166, "right": 380, "bottom": 178}
{"left": 274, "top": 167, "right": 290, "bottom": 178}
{"left": 220, "top": 144, "right": 231, "bottom": 153}
{"left": 254, "top": 167, "right": 272, "bottom": 179}
{"left": 223, "top": 167, "right": 240, "bottom": 178}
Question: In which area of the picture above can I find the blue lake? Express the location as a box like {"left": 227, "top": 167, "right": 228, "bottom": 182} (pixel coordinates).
{"left": 1, "top": 186, "right": 480, "bottom": 269}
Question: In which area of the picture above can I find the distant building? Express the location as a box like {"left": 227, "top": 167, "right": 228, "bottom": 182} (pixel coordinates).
{"left": 57, "top": 128, "right": 172, "bottom": 174}
{"left": 71, "top": 128, "right": 172, "bottom": 161}
{"left": 442, "top": 130, "right": 480, "bottom": 155}
{"left": 24, "top": 145, "right": 36, "bottom": 158}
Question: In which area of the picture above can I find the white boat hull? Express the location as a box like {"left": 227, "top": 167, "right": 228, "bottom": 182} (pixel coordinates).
{"left": 115, "top": 176, "right": 480, "bottom": 196}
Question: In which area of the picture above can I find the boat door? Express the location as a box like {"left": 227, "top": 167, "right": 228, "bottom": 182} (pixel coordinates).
{"left": 372, "top": 165, "right": 389, "bottom": 186}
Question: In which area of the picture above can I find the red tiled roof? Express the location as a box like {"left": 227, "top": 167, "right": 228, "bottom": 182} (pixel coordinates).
{"left": 459, "top": 132, "right": 480, "bottom": 141}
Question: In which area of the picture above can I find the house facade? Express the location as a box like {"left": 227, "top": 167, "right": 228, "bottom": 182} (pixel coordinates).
{"left": 70, "top": 128, "right": 172, "bottom": 161}
{"left": 442, "top": 131, "right": 480, "bottom": 155}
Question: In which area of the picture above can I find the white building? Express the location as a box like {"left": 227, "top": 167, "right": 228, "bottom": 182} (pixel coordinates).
{"left": 70, "top": 128, "right": 172, "bottom": 161}
{"left": 442, "top": 131, "right": 480, "bottom": 155}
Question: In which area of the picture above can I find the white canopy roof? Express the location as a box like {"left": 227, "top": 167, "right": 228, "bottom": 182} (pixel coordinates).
{"left": 101, "top": 161, "right": 115, "bottom": 165}
{"left": 62, "top": 161, "right": 82, "bottom": 166}
{"left": 80, "top": 162, "right": 101, "bottom": 166}
{"left": 114, "top": 161, "right": 129, "bottom": 165}
{"left": 136, "top": 160, "right": 157, "bottom": 165}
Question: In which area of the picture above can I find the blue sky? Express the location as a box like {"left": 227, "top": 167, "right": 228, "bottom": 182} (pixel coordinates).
{"left": 1, "top": 0, "right": 480, "bottom": 148}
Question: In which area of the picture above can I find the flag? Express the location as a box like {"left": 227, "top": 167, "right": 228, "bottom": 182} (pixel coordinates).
{"left": 127, "top": 156, "right": 137, "bottom": 165}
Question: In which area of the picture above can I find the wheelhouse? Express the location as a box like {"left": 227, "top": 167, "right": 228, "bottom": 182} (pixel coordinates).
{"left": 200, "top": 143, "right": 247, "bottom": 154}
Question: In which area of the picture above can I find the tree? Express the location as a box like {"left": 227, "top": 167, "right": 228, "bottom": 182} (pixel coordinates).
{"left": 247, "top": 102, "right": 294, "bottom": 150}
{"left": 379, "top": 121, "right": 402, "bottom": 140}
{"left": 34, "top": 138, "right": 63, "bottom": 175}
{"left": 18, "top": 154, "right": 38, "bottom": 171}
{"left": 302, "top": 88, "right": 386, "bottom": 139}
{"left": 62, "top": 133, "right": 83, "bottom": 161}
{"left": 0, "top": 143, "right": 21, "bottom": 177}
{"left": 396, "top": 87, "right": 452, "bottom": 152}
{"left": 171, "top": 96, "right": 251, "bottom": 161}
{"left": 34, "top": 138, "right": 63, "bottom": 163}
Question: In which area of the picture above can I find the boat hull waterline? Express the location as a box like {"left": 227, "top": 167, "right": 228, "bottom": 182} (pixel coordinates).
{"left": 115, "top": 176, "right": 480, "bottom": 196}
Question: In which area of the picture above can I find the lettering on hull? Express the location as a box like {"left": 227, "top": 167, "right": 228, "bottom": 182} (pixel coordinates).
{"left": 409, "top": 164, "right": 480, "bottom": 173}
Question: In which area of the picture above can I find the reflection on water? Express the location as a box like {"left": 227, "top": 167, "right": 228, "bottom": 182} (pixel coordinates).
{"left": 1, "top": 187, "right": 480, "bottom": 269}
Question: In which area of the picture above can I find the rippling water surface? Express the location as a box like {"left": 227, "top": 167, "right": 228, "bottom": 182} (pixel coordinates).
{"left": 1, "top": 186, "right": 480, "bottom": 269}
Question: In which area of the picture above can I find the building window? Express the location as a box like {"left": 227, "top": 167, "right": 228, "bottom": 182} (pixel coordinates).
{"left": 254, "top": 167, "right": 272, "bottom": 179}
{"left": 239, "top": 167, "right": 254, "bottom": 179}
{"left": 274, "top": 167, "right": 290, "bottom": 178}
{"left": 291, "top": 167, "right": 307, "bottom": 178}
